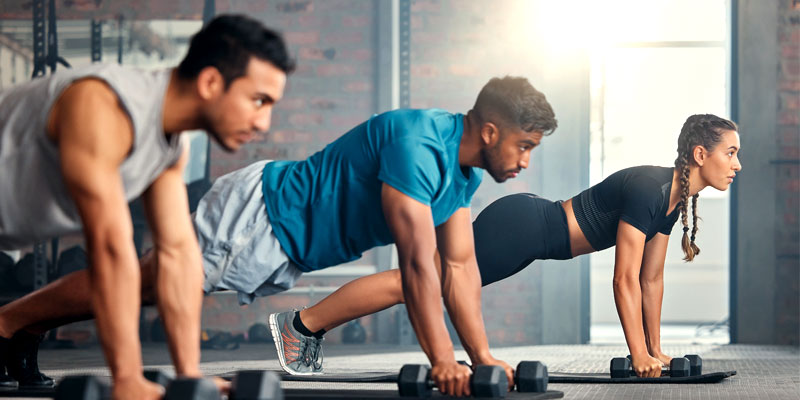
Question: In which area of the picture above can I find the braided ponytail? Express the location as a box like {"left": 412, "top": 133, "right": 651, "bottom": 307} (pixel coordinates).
{"left": 674, "top": 114, "right": 737, "bottom": 261}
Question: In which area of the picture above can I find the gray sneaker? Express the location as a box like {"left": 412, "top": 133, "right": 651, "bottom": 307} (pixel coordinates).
{"left": 269, "top": 311, "right": 324, "bottom": 375}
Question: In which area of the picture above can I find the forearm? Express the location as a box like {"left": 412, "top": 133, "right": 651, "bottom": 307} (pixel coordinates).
{"left": 86, "top": 239, "right": 144, "bottom": 381}
{"left": 613, "top": 275, "right": 648, "bottom": 357}
{"left": 401, "top": 260, "right": 454, "bottom": 365}
{"left": 640, "top": 278, "right": 664, "bottom": 354}
{"left": 441, "top": 262, "right": 492, "bottom": 363}
{"left": 154, "top": 244, "right": 203, "bottom": 377}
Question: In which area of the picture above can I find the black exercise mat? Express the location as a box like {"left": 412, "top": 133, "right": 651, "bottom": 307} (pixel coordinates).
{"left": 0, "top": 386, "right": 58, "bottom": 398}
{"left": 284, "top": 388, "right": 564, "bottom": 399}
{"left": 548, "top": 370, "right": 736, "bottom": 384}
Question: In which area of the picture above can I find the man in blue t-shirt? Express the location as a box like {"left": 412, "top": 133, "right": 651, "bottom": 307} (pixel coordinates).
{"left": 0, "top": 76, "right": 557, "bottom": 397}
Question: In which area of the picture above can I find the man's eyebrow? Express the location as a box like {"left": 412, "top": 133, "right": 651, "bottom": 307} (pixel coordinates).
{"left": 256, "top": 92, "right": 276, "bottom": 104}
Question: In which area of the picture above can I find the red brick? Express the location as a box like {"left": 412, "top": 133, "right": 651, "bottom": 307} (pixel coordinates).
{"left": 289, "top": 113, "right": 324, "bottom": 125}
{"left": 783, "top": 60, "right": 800, "bottom": 78}
{"left": 411, "top": 15, "right": 423, "bottom": 29}
{"left": 342, "top": 15, "right": 369, "bottom": 28}
{"left": 783, "top": 44, "right": 800, "bottom": 59}
{"left": 341, "top": 48, "right": 372, "bottom": 62}
{"left": 253, "top": 146, "right": 289, "bottom": 160}
{"left": 411, "top": 0, "right": 441, "bottom": 12}
{"left": 298, "top": 47, "right": 337, "bottom": 61}
{"left": 449, "top": 64, "right": 478, "bottom": 77}
{"left": 412, "top": 31, "right": 441, "bottom": 44}
{"left": 317, "top": 64, "right": 357, "bottom": 77}
{"left": 292, "top": 64, "right": 314, "bottom": 76}
{"left": 276, "top": 98, "right": 306, "bottom": 111}
{"left": 271, "top": 130, "right": 314, "bottom": 143}
{"left": 343, "top": 81, "right": 371, "bottom": 92}
{"left": 311, "top": 98, "right": 338, "bottom": 110}
{"left": 780, "top": 79, "right": 800, "bottom": 91}
{"left": 324, "top": 32, "right": 364, "bottom": 45}
{"left": 332, "top": 115, "right": 366, "bottom": 128}
{"left": 782, "top": 93, "right": 800, "bottom": 110}
{"left": 411, "top": 64, "right": 439, "bottom": 78}
{"left": 779, "top": 110, "right": 800, "bottom": 125}
{"left": 285, "top": 31, "right": 320, "bottom": 45}
{"left": 275, "top": 1, "right": 314, "bottom": 13}
{"left": 297, "top": 14, "right": 330, "bottom": 29}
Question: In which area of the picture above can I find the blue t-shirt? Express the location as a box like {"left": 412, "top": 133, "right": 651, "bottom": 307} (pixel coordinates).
{"left": 261, "top": 109, "right": 484, "bottom": 272}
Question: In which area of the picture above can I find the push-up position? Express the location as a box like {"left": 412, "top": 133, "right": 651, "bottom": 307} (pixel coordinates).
{"left": 293, "top": 113, "right": 741, "bottom": 379}
{"left": 0, "top": 15, "right": 291, "bottom": 399}
{"left": 0, "top": 77, "right": 557, "bottom": 397}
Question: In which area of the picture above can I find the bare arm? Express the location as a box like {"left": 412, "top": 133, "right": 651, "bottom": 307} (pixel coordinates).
{"left": 640, "top": 233, "right": 670, "bottom": 364}
{"left": 436, "top": 207, "right": 514, "bottom": 388}
{"left": 141, "top": 145, "right": 204, "bottom": 378}
{"left": 54, "top": 80, "right": 144, "bottom": 384}
{"left": 612, "top": 220, "right": 662, "bottom": 377}
{"left": 381, "top": 183, "right": 471, "bottom": 396}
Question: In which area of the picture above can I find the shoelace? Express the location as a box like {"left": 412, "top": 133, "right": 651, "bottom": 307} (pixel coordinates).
{"left": 309, "top": 338, "right": 324, "bottom": 370}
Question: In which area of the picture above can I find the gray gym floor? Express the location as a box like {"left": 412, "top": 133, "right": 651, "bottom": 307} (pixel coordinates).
{"left": 24, "top": 342, "right": 800, "bottom": 399}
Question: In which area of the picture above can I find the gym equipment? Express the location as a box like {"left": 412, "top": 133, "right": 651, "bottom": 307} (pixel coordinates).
{"left": 164, "top": 378, "right": 220, "bottom": 400}
{"left": 397, "top": 364, "right": 507, "bottom": 398}
{"left": 54, "top": 375, "right": 108, "bottom": 400}
{"left": 342, "top": 319, "right": 367, "bottom": 344}
{"left": 515, "top": 361, "right": 548, "bottom": 393}
{"left": 230, "top": 370, "right": 283, "bottom": 400}
{"left": 625, "top": 354, "right": 703, "bottom": 376}
{"left": 456, "top": 360, "right": 549, "bottom": 393}
{"left": 248, "top": 323, "right": 272, "bottom": 343}
{"left": 611, "top": 356, "right": 690, "bottom": 378}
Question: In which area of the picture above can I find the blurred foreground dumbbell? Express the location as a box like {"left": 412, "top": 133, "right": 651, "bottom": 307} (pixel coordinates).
{"left": 161, "top": 370, "right": 282, "bottom": 400}
{"left": 398, "top": 364, "right": 507, "bottom": 398}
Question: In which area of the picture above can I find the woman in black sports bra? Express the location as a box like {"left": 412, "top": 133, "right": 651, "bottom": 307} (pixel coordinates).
{"left": 282, "top": 113, "right": 742, "bottom": 379}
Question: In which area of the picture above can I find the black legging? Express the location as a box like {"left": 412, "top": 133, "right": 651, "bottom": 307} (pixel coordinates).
{"left": 473, "top": 193, "right": 573, "bottom": 286}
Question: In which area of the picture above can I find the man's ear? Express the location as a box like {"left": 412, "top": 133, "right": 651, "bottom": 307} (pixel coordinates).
{"left": 196, "top": 66, "right": 224, "bottom": 100}
{"left": 481, "top": 122, "right": 501, "bottom": 146}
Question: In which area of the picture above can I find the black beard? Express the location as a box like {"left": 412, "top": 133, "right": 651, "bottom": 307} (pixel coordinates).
{"left": 480, "top": 145, "right": 509, "bottom": 183}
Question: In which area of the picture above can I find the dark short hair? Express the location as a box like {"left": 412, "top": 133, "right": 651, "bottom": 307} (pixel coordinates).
{"left": 177, "top": 14, "right": 295, "bottom": 87}
{"left": 473, "top": 76, "right": 558, "bottom": 135}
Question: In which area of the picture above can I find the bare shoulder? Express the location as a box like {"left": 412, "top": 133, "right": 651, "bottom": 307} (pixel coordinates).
{"left": 49, "top": 78, "right": 133, "bottom": 161}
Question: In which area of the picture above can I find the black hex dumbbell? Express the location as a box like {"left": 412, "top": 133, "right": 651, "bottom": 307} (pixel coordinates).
{"left": 456, "top": 359, "right": 548, "bottom": 393}
{"left": 515, "top": 361, "right": 548, "bottom": 393}
{"left": 612, "top": 356, "right": 691, "bottom": 378}
{"left": 397, "top": 364, "right": 507, "bottom": 398}
{"left": 683, "top": 354, "right": 703, "bottom": 376}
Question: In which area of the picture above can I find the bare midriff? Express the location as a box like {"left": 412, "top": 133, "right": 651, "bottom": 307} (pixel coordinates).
{"left": 561, "top": 198, "right": 596, "bottom": 257}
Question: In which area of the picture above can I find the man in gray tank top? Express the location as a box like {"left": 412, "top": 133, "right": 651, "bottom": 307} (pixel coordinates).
{"left": 0, "top": 15, "right": 292, "bottom": 398}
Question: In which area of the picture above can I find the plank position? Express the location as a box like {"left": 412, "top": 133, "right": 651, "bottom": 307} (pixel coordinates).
{"left": 293, "top": 114, "right": 741, "bottom": 379}
{"left": 0, "top": 76, "right": 558, "bottom": 397}
{"left": 0, "top": 15, "right": 292, "bottom": 399}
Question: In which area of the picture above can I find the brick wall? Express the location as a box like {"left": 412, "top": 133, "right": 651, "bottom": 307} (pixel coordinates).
{"left": 209, "top": 0, "right": 377, "bottom": 178}
{"left": 775, "top": 0, "right": 799, "bottom": 345}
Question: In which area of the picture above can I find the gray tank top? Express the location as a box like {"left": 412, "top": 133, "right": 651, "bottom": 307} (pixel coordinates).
{"left": 0, "top": 64, "right": 183, "bottom": 249}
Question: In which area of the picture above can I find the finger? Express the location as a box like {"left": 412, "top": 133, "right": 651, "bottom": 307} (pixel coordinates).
{"left": 459, "top": 373, "right": 470, "bottom": 397}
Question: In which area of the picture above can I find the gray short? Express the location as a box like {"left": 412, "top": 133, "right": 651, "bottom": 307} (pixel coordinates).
{"left": 194, "top": 160, "right": 303, "bottom": 305}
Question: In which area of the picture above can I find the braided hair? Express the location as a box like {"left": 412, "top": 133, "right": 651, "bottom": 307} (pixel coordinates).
{"left": 674, "top": 114, "right": 738, "bottom": 261}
